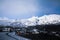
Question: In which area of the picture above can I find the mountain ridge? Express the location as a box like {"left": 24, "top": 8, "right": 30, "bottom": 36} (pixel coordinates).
{"left": 0, "top": 14, "right": 60, "bottom": 27}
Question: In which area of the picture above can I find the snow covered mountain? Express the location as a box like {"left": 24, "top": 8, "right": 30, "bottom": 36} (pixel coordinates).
{"left": 20, "top": 16, "right": 39, "bottom": 27}
{"left": 20, "top": 14, "right": 60, "bottom": 26}
{"left": 10, "top": 21, "right": 26, "bottom": 27}
{"left": 38, "top": 14, "right": 60, "bottom": 25}
{"left": 0, "top": 14, "right": 60, "bottom": 27}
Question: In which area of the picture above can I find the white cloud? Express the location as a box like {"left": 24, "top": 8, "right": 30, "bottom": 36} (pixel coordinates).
{"left": 0, "top": 17, "right": 9, "bottom": 20}
{"left": 1, "top": 0, "right": 38, "bottom": 16}
{"left": 0, "top": 17, "right": 15, "bottom": 22}
{"left": 0, "top": 17, "right": 15, "bottom": 26}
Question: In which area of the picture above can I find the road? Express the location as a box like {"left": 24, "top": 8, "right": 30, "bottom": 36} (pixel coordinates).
{"left": 0, "top": 32, "right": 30, "bottom": 40}
{"left": 0, "top": 32, "right": 60, "bottom": 40}
{"left": 0, "top": 32, "right": 17, "bottom": 40}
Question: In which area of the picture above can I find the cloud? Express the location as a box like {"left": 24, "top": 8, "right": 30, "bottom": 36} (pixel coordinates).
{"left": 0, "top": 17, "right": 9, "bottom": 20}
{"left": 1, "top": 0, "right": 38, "bottom": 18}
{"left": 0, "top": 17, "right": 15, "bottom": 22}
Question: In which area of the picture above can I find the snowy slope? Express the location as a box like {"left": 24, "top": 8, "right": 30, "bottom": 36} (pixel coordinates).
{"left": 10, "top": 21, "right": 26, "bottom": 27}
{"left": 38, "top": 14, "right": 60, "bottom": 25}
{"left": 20, "top": 16, "right": 39, "bottom": 26}
{"left": 10, "top": 14, "right": 60, "bottom": 27}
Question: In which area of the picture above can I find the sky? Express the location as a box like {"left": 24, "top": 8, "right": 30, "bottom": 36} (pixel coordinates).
{"left": 0, "top": 0, "right": 60, "bottom": 19}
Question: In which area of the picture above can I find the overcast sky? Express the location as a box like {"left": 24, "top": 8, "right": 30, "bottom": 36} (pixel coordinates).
{"left": 0, "top": 0, "right": 60, "bottom": 19}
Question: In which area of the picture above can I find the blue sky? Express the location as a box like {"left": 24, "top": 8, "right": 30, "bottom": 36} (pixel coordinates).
{"left": 0, "top": 0, "right": 60, "bottom": 19}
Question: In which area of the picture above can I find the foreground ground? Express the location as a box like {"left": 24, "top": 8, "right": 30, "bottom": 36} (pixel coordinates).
{"left": 0, "top": 32, "right": 17, "bottom": 40}
{"left": 0, "top": 32, "right": 60, "bottom": 40}
{"left": 0, "top": 32, "right": 30, "bottom": 40}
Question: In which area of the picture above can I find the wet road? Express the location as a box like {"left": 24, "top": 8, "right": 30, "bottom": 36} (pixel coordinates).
{"left": 0, "top": 32, "right": 17, "bottom": 40}
{"left": 0, "top": 32, "right": 27, "bottom": 40}
{"left": 0, "top": 32, "right": 60, "bottom": 40}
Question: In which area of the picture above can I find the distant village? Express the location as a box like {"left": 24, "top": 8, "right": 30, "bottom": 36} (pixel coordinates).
{"left": 0, "top": 24, "right": 60, "bottom": 33}
{"left": 0, "top": 24, "right": 60, "bottom": 39}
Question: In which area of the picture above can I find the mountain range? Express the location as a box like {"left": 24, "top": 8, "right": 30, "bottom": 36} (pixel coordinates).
{"left": 0, "top": 14, "right": 60, "bottom": 27}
